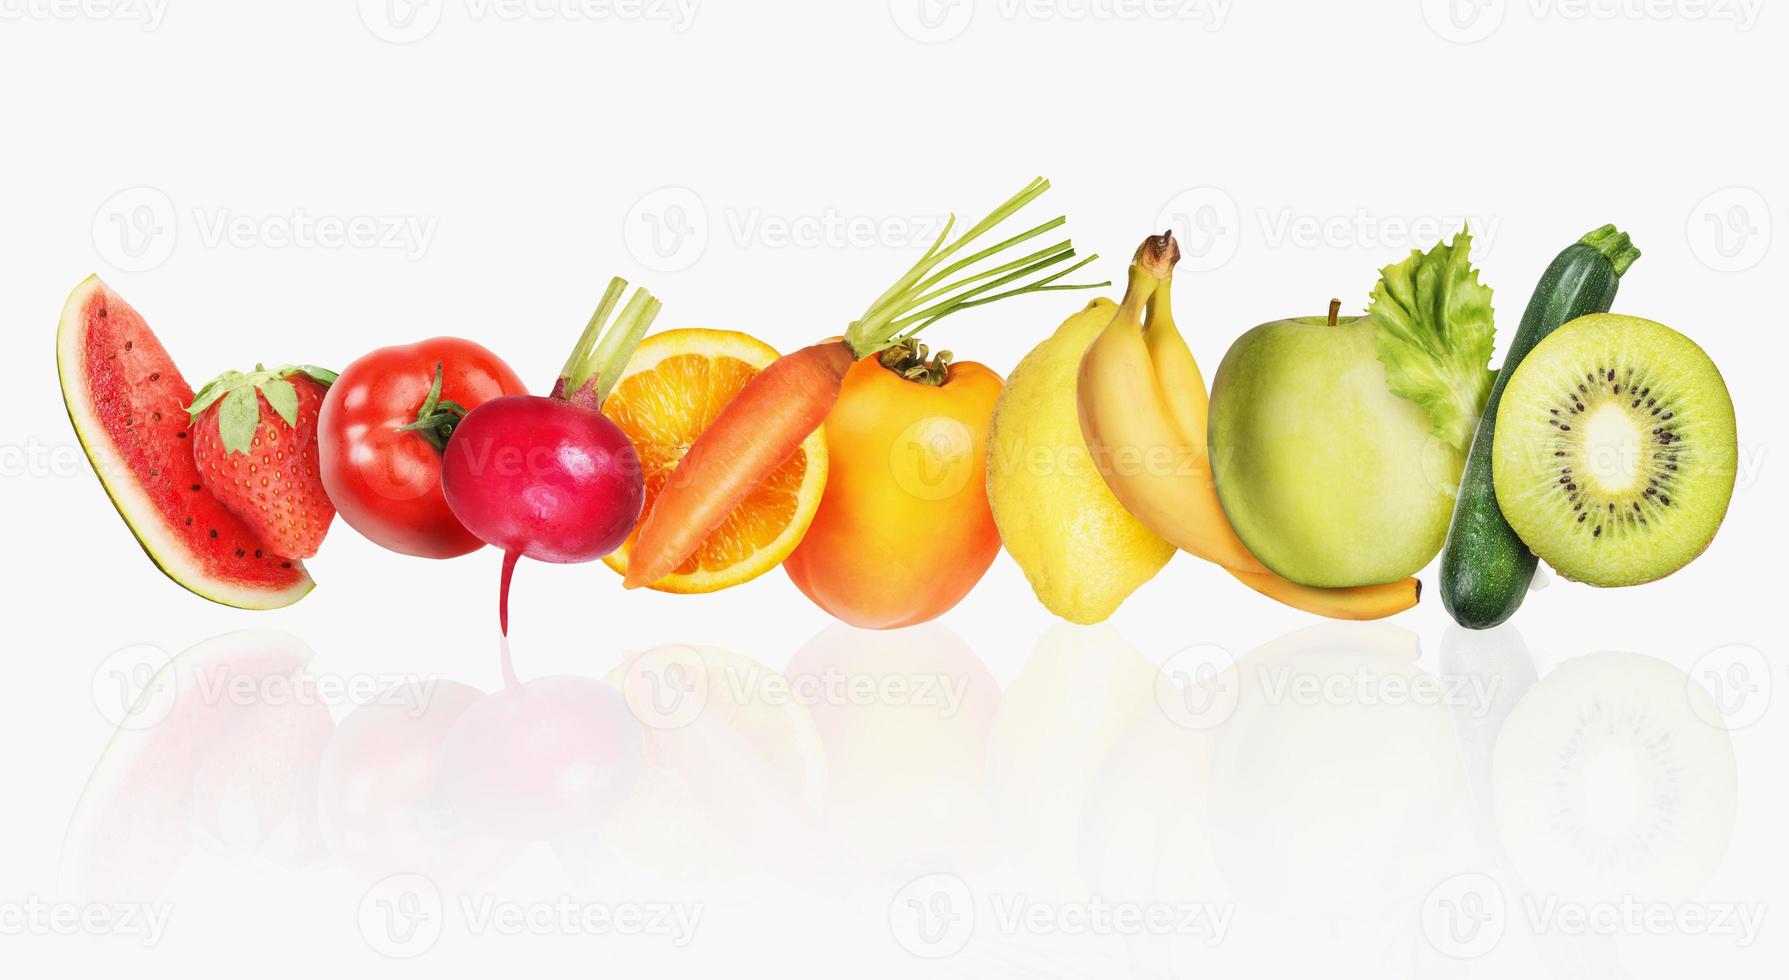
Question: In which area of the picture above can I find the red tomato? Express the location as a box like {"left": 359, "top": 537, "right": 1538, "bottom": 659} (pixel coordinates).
{"left": 318, "top": 339, "right": 527, "bottom": 558}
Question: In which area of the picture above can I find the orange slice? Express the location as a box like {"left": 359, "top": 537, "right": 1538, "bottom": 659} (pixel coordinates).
{"left": 602, "top": 329, "right": 828, "bottom": 593}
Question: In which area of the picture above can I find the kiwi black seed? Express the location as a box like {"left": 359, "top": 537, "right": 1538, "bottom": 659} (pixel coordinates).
{"left": 1492, "top": 314, "right": 1736, "bottom": 587}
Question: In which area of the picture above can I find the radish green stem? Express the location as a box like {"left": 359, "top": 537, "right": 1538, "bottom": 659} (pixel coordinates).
{"left": 557, "top": 277, "right": 662, "bottom": 406}
{"left": 843, "top": 178, "right": 1108, "bottom": 359}
{"left": 559, "top": 279, "right": 627, "bottom": 387}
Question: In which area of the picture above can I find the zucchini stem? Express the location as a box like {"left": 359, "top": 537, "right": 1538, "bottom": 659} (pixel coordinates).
{"left": 1579, "top": 224, "right": 1642, "bottom": 277}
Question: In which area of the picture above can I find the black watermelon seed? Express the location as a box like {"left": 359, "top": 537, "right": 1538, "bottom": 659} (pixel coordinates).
{"left": 208, "top": 528, "right": 218, "bottom": 538}
{"left": 235, "top": 548, "right": 245, "bottom": 558}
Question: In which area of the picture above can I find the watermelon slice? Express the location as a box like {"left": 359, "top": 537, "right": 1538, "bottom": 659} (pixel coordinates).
{"left": 57, "top": 276, "right": 314, "bottom": 608}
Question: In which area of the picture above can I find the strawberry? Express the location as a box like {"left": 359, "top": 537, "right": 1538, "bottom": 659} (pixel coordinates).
{"left": 188, "top": 364, "right": 339, "bottom": 559}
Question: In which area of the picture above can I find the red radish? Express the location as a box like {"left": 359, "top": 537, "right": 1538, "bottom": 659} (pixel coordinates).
{"left": 441, "top": 278, "right": 660, "bottom": 633}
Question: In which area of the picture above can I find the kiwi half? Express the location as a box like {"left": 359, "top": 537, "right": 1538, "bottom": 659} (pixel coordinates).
{"left": 1492, "top": 313, "right": 1735, "bottom": 586}
{"left": 1492, "top": 651, "right": 1737, "bottom": 905}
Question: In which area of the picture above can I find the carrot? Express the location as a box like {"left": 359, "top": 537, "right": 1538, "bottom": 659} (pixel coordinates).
{"left": 623, "top": 339, "right": 854, "bottom": 588}
{"left": 620, "top": 178, "right": 1106, "bottom": 589}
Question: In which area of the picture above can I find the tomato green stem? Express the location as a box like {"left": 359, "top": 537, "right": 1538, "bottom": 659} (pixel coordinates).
{"left": 396, "top": 362, "right": 472, "bottom": 453}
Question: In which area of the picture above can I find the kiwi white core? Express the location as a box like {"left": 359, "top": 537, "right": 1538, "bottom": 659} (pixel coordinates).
{"left": 1580, "top": 403, "right": 1643, "bottom": 493}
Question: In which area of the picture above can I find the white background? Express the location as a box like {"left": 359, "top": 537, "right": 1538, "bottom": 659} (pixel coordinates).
{"left": 0, "top": 0, "right": 1784, "bottom": 976}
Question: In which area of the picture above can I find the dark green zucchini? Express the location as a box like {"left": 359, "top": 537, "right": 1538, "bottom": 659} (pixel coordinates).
{"left": 1439, "top": 225, "right": 1641, "bottom": 628}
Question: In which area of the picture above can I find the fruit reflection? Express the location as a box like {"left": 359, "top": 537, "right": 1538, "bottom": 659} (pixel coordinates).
{"left": 785, "top": 623, "right": 1000, "bottom": 888}
{"left": 988, "top": 623, "right": 1162, "bottom": 897}
{"left": 1205, "top": 623, "right": 1475, "bottom": 923}
{"left": 62, "top": 631, "right": 334, "bottom": 902}
{"left": 438, "top": 640, "right": 644, "bottom": 841}
{"left": 316, "top": 680, "right": 521, "bottom": 890}
{"left": 1492, "top": 650, "right": 1737, "bottom": 905}
{"left": 595, "top": 644, "right": 825, "bottom": 895}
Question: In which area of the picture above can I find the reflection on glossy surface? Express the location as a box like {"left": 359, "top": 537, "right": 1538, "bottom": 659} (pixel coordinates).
{"left": 440, "top": 641, "right": 643, "bottom": 842}
{"left": 1441, "top": 623, "right": 1539, "bottom": 862}
{"left": 989, "top": 624, "right": 1162, "bottom": 899}
{"left": 1206, "top": 623, "right": 1475, "bottom": 923}
{"left": 62, "top": 631, "right": 333, "bottom": 903}
{"left": 55, "top": 622, "right": 1754, "bottom": 975}
{"left": 1493, "top": 650, "right": 1738, "bottom": 905}
{"left": 317, "top": 680, "right": 521, "bottom": 891}
{"left": 594, "top": 644, "right": 824, "bottom": 896}
{"left": 787, "top": 623, "right": 1000, "bottom": 890}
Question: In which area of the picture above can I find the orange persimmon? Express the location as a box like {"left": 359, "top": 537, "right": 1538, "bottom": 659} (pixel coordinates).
{"left": 784, "top": 348, "right": 1004, "bottom": 629}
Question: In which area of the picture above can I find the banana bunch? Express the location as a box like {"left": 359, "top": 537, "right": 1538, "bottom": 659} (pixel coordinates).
{"left": 1076, "top": 234, "right": 1419, "bottom": 620}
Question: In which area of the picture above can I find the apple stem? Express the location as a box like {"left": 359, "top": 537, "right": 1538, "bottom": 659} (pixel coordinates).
{"left": 1327, "top": 298, "right": 1341, "bottom": 327}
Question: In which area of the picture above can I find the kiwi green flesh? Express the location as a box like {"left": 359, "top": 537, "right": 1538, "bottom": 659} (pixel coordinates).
{"left": 1492, "top": 314, "right": 1735, "bottom": 587}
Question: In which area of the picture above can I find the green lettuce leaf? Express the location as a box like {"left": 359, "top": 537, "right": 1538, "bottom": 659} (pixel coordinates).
{"left": 1368, "top": 229, "right": 1496, "bottom": 451}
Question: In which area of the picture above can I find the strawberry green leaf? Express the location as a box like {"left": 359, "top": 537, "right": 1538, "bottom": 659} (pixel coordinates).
{"left": 288, "top": 364, "right": 339, "bottom": 387}
{"left": 186, "top": 370, "right": 246, "bottom": 422}
{"left": 1368, "top": 229, "right": 1496, "bottom": 451}
{"left": 259, "top": 377, "right": 300, "bottom": 427}
{"left": 219, "top": 385, "right": 262, "bottom": 455}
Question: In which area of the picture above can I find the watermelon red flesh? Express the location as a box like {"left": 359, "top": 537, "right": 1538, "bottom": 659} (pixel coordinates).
{"left": 58, "top": 277, "right": 313, "bottom": 609}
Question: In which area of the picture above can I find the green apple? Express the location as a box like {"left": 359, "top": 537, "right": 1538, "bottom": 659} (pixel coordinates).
{"left": 1209, "top": 313, "right": 1465, "bottom": 587}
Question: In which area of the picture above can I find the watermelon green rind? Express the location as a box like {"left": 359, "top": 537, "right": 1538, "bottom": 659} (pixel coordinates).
{"left": 57, "top": 276, "right": 314, "bottom": 610}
